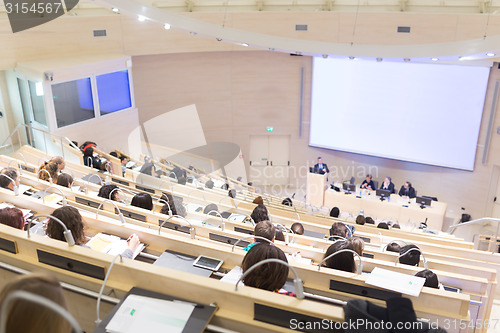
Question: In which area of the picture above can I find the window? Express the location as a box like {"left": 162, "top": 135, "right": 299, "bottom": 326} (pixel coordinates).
{"left": 52, "top": 77, "right": 95, "bottom": 128}
{"left": 97, "top": 70, "right": 132, "bottom": 115}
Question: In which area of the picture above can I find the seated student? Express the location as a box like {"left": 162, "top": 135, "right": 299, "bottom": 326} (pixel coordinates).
{"left": 243, "top": 220, "right": 275, "bottom": 251}
{"left": 221, "top": 183, "right": 229, "bottom": 190}
{"left": 392, "top": 223, "right": 401, "bottom": 229}
{"left": 329, "top": 206, "right": 340, "bottom": 218}
{"left": 0, "top": 207, "right": 25, "bottom": 230}
{"left": 139, "top": 157, "right": 155, "bottom": 176}
{"left": 46, "top": 206, "right": 140, "bottom": 258}
{"left": 281, "top": 197, "right": 293, "bottom": 207}
{"left": 159, "top": 193, "right": 187, "bottom": 217}
{"left": 38, "top": 157, "right": 65, "bottom": 183}
{"left": 348, "top": 236, "right": 364, "bottom": 256}
{"left": 386, "top": 242, "right": 401, "bottom": 253}
{"left": 252, "top": 196, "right": 264, "bottom": 205}
{"left": 365, "top": 216, "right": 375, "bottom": 225}
{"left": 83, "top": 146, "right": 102, "bottom": 170}
{"left": 398, "top": 181, "right": 416, "bottom": 199}
{"left": 323, "top": 240, "right": 356, "bottom": 273}
{"left": 377, "top": 222, "right": 389, "bottom": 229}
{"left": 250, "top": 204, "right": 269, "bottom": 223}
{"left": 119, "top": 154, "right": 129, "bottom": 177}
{"left": 328, "top": 222, "right": 348, "bottom": 240}
{"left": 228, "top": 189, "right": 236, "bottom": 198}
{"left": 0, "top": 273, "right": 71, "bottom": 333}
{"left": 204, "top": 180, "right": 214, "bottom": 189}
{"left": 399, "top": 244, "right": 421, "bottom": 266}
{"left": 360, "top": 174, "right": 375, "bottom": 191}
{"left": 380, "top": 176, "right": 395, "bottom": 193}
{"left": 241, "top": 243, "right": 295, "bottom": 296}
{"left": 0, "top": 167, "right": 20, "bottom": 191}
{"left": 131, "top": 193, "right": 153, "bottom": 211}
{"left": 355, "top": 215, "right": 366, "bottom": 225}
{"left": 56, "top": 173, "right": 73, "bottom": 188}
{"left": 97, "top": 184, "right": 120, "bottom": 202}
{"left": 274, "top": 225, "right": 286, "bottom": 242}
{"left": 415, "top": 269, "right": 439, "bottom": 289}
{"left": 290, "top": 222, "right": 304, "bottom": 235}
{"left": 203, "top": 203, "right": 219, "bottom": 214}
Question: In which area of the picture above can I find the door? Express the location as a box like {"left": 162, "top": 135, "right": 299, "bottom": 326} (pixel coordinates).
{"left": 249, "top": 135, "right": 290, "bottom": 185}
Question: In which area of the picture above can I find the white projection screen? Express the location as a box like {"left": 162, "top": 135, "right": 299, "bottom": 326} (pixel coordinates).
{"left": 309, "top": 58, "right": 490, "bottom": 170}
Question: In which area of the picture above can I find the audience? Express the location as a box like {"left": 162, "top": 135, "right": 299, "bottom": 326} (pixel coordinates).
{"left": 386, "top": 242, "right": 401, "bottom": 253}
{"left": 38, "top": 159, "right": 59, "bottom": 183}
{"left": 46, "top": 206, "right": 139, "bottom": 258}
{"left": 97, "top": 184, "right": 120, "bottom": 202}
{"left": 0, "top": 167, "right": 19, "bottom": 191}
{"left": 82, "top": 146, "right": 102, "bottom": 170}
{"left": 323, "top": 240, "right": 356, "bottom": 273}
{"left": 0, "top": 207, "right": 25, "bottom": 230}
{"left": 252, "top": 196, "right": 264, "bottom": 205}
{"left": 365, "top": 216, "right": 375, "bottom": 225}
{"left": 250, "top": 204, "right": 269, "bottom": 223}
{"left": 328, "top": 222, "right": 348, "bottom": 240}
{"left": 241, "top": 243, "right": 294, "bottom": 296}
{"left": 290, "top": 222, "right": 304, "bottom": 235}
{"left": 203, "top": 203, "right": 219, "bottom": 214}
{"left": 131, "top": 193, "right": 153, "bottom": 211}
{"left": 205, "top": 180, "right": 214, "bottom": 189}
{"left": 274, "top": 225, "right": 285, "bottom": 242}
{"left": 0, "top": 273, "right": 71, "bottom": 333}
{"left": 355, "top": 215, "right": 366, "bottom": 225}
{"left": 160, "top": 193, "right": 187, "bottom": 217}
{"left": 329, "top": 206, "right": 340, "bottom": 218}
{"left": 56, "top": 173, "right": 73, "bottom": 188}
{"left": 281, "top": 197, "right": 293, "bottom": 207}
{"left": 348, "top": 237, "right": 364, "bottom": 256}
{"left": 415, "top": 269, "right": 439, "bottom": 289}
{"left": 399, "top": 244, "right": 421, "bottom": 266}
{"left": 228, "top": 189, "right": 236, "bottom": 198}
{"left": 377, "top": 222, "right": 389, "bottom": 229}
{"left": 242, "top": 220, "right": 275, "bottom": 251}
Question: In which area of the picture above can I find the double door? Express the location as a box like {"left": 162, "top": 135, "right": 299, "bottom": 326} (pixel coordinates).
{"left": 248, "top": 135, "right": 290, "bottom": 186}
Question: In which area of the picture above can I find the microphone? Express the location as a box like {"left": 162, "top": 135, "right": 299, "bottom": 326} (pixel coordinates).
{"left": 0, "top": 290, "right": 83, "bottom": 333}
{"left": 0, "top": 174, "right": 19, "bottom": 196}
{"left": 203, "top": 210, "right": 224, "bottom": 231}
{"left": 95, "top": 253, "right": 123, "bottom": 327}
{"left": 291, "top": 193, "right": 295, "bottom": 199}
{"left": 42, "top": 186, "right": 67, "bottom": 206}
{"left": 96, "top": 199, "right": 126, "bottom": 225}
{"left": 235, "top": 258, "right": 305, "bottom": 299}
{"left": 318, "top": 249, "right": 363, "bottom": 274}
{"left": 28, "top": 214, "right": 75, "bottom": 246}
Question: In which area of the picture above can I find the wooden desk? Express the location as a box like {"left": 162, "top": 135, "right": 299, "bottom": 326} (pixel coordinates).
{"left": 324, "top": 189, "right": 447, "bottom": 231}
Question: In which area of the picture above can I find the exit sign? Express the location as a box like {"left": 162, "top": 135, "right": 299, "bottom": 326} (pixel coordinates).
{"left": 266, "top": 127, "right": 274, "bottom": 132}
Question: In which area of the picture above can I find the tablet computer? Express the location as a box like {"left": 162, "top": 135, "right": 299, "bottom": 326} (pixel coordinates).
{"left": 192, "top": 255, "right": 223, "bottom": 271}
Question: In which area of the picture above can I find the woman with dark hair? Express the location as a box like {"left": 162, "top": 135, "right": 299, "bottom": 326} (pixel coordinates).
{"left": 46, "top": 206, "right": 140, "bottom": 258}
{"left": 0, "top": 273, "right": 71, "bottom": 333}
{"left": 83, "top": 147, "right": 102, "bottom": 169}
{"left": 56, "top": 173, "right": 73, "bottom": 188}
{"left": 415, "top": 269, "right": 439, "bottom": 289}
{"left": 0, "top": 207, "right": 25, "bottom": 230}
{"left": 251, "top": 204, "right": 269, "bottom": 223}
{"left": 98, "top": 184, "right": 120, "bottom": 202}
{"left": 159, "top": 193, "right": 186, "bottom": 217}
{"left": 323, "top": 240, "right": 356, "bottom": 273}
{"left": 241, "top": 243, "right": 294, "bottom": 296}
{"left": 131, "top": 192, "right": 153, "bottom": 210}
{"left": 329, "top": 206, "right": 340, "bottom": 218}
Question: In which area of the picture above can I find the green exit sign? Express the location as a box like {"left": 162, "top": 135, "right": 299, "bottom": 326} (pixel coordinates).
{"left": 266, "top": 127, "right": 274, "bottom": 132}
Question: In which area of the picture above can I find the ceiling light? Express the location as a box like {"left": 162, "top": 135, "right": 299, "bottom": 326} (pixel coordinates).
{"left": 348, "top": 56, "right": 355, "bottom": 60}
{"left": 487, "top": 52, "right": 496, "bottom": 57}
{"left": 322, "top": 54, "right": 328, "bottom": 59}
{"left": 458, "top": 56, "right": 465, "bottom": 60}
{"left": 138, "top": 15, "right": 146, "bottom": 22}
{"left": 112, "top": 7, "right": 119, "bottom": 13}
{"left": 164, "top": 23, "right": 171, "bottom": 30}
{"left": 404, "top": 58, "right": 410, "bottom": 62}
{"left": 431, "top": 57, "right": 439, "bottom": 61}
{"left": 376, "top": 57, "right": 382, "bottom": 62}
{"left": 241, "top": 43, "right": 249, "bottom": 47}
{"left": 216, "top": 38, "right": 222, "bottom": 42}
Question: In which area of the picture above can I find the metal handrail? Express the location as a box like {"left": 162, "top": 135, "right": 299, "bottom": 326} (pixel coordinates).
{"left": 448, "top": 217, "right": 500, "bottom": 253}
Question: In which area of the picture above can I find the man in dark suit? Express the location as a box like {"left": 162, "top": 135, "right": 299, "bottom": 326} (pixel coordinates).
{"left": 380, "top": 176, "right": 395, "bottom": 194}
{"left": 399, "top": 181, "right": 416, "bottom": 199}
{"left": 313, "top": 157, "right": 329, "bottom": 175}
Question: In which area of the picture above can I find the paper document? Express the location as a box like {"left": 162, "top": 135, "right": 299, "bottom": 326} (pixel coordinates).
{"left": 86, "top": 233, "right": 145, "bottom": 259}
{"left": 227, "top": 214, "right": 246, "bottom": 223}
{"left": 365, "top": 267, "right": 425, "bottom": 297}
{"left": 105, "top": 294, "right": 194, "bottom": 333}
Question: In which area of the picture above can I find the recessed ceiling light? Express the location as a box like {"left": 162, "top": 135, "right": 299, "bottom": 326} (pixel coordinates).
{"left": 112, "top": 7, "right": 119, "bottom": 13}
{"left": 487, "top": 52, "right": 496, "bottom": 57}
{"left": 164, "top": 23, "right": 171, "bottom": 30}
{"left": 138, "top": 15, "right": 146, "bottom": 22}
{"left": 241, "top": 43, "right": 249, "bottom": 47}
{"left": 376, "top": 57, "right": 382, "bottom": 62}
{"left": 348, "top": 56, "right": 355, "bottom": 60}
{"left": 431, "top": 57, "right": 439, "bottom": 61}
{"left": 322, "top": 54, "right": 328, "bottom": 59}
{"left": 404, "top": 58, "right": 410, "bottom": 62}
